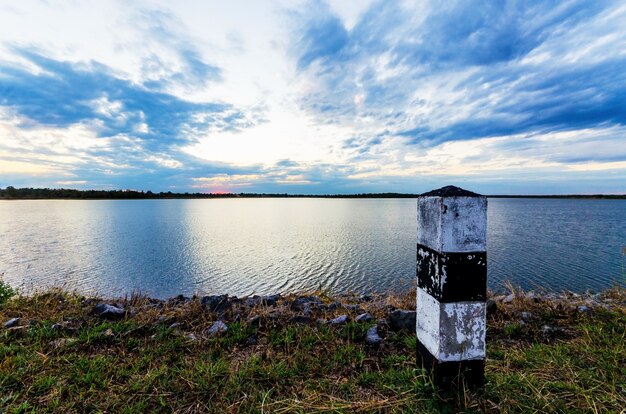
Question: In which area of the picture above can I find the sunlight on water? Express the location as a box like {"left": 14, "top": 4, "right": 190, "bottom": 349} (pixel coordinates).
{"left": 0, "top": 198, "right": 624, "bottom": 297}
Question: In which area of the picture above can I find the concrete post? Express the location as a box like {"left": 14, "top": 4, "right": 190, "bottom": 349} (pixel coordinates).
{"left": 415, "top": 185, "right": 487, "bottom": 389}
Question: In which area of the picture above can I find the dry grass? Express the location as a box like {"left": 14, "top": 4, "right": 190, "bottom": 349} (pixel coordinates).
{"left": 0, "top": 285, "right": 624, "bottom": 413}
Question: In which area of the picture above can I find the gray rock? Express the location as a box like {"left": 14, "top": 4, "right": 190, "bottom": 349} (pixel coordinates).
{"left": 577, "top": 305, "right": 591, "bottom": 314}
{"left": 355, "top": 313, "right": 373, "bottom": 323}
{"left": 3, "top": 318, "right": 20, "bottom": 329}
{"left": 168, "top": 322, "right": 183, "bottom": 330}
{"left": 327, "top": 301, "right": 341, "bottom": 311}
{"left": 245, "top": 295, "right": 280, "bottom": 307}
{"left": 344, "top": 304, "right": 362, "bottom": 312}
{"left": 329, "top": 315, "right": 349, "bottom": 325}
{"left": 185, "top": 333, "right": 198, "bottom": 342}
{"left": 247, "top": 315, "right": 261, "bottom": 326}
{"left": 166, "top": 295, "right": 190, "bottom": 306}
{"left": 201, "top": 295, "right": 230, "bottom": 313}
{"left": 50, "top": 323, "right": 63, "bottom": 332}
{"left": 389, "top": 310, "right": 416, "bottom": 332}
{"left": 359, "top": 295, "right": 373, "bottom": 303}
{"left": 92, "top": 304, "right": 126, "bottom": 320}
{"left": 291, "top": 316, "right": 312, "bottom": 324}
{"left": 207, "top": 320, "right": 228, "bottom": 337}
{"left": 503, "top": 294, "right": 515, "bottom": 303}
{"left": 365, "top": 326, "right": 382, "bottom": 345}
{"left": 291, "top": 296, "right": 322, "bottom": 311}
{"left": 520, "top": 311, "right": 532, "bottom": 321}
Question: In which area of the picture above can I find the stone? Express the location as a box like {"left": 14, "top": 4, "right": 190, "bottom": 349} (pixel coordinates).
{"left": 291, "top": 296, "right": 322, "bottom": 311}
{"left": 207, "top": 320, "right": 228, "bottom": 337}
{"left": 166, "top": 295, "right": 190, "bottom": 306}
{"left": 329, "top": 315, "right": 349, "bottom": 325}
{"left": 577, "top": 305, "right": 591, "bottom": 314}
{"left": 389, "top": 310, "right": 416, "bottom": 332}
{"left": 185, "top": 333, "right": 198, "bottom": 342}
{"left": 247, "top": 315, "right": 261, "bottom": 326}
{"left": 355, "top": 313, "right": 373, "bottom": 323}
{"left": 365, "top": 326, "right": 383, "bottom": 345}
{"left": 359, "top": 295, "right": 373, "bottom": 302}
{"left": 290, "top": 316, "right": 311, "bottom": 324}
{"left": 50, "top": 323, "right": 63, "bottom": 332}
{"left": 92, "top": 304, "right": 126, "bottom": 320}
{"left": 327, "top": 302, "right": 341, "bottom": 311}
{"left": 49, "top": 338, "right": 77, "bottom": 350}
{"left": 503, "top": 294, "right": 515, "bottom": 303}
{"left": 245, "top": 295, "right": 279, "bottom": 307}
{"left": 168, "top": 322, "right": 183, "bottom": 330}
{"left": 486, "top": 299, "right": 497, "bottom": 315}
{"left": 201, "top": 295, "right": 230, "bottom": 313}
{"left": 3, "top": 317, "right": 20, "bottom": 329}
{"left": 520, "top": 312, "right": 532, "bottom": 321}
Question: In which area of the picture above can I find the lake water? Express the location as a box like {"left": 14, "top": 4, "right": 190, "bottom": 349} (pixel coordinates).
{"left": 0, "top": 198, "right": 624, "bottom": 298}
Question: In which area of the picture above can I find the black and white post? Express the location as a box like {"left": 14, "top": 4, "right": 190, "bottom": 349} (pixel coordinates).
{"left": 415, "top": 186, "right": 487, "bottom": 389}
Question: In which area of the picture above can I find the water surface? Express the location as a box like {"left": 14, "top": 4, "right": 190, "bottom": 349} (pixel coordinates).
{"left": 0, "top": 198, "right": 623, "bottom": 297}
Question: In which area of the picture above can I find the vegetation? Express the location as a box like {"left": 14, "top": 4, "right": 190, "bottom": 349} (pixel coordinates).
{"left": 0, "top": 287, "right": 624, "bottom": 413}
{"left": 2, "top": 186, "right": 625, "bottom": 200}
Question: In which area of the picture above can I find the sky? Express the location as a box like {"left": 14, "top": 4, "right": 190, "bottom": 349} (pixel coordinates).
{"left": 1, "top": 1, "right": 625, "bottom": 195}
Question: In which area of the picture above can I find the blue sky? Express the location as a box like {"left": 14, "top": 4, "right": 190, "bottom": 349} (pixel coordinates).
{"left": 1, "top": 1, "right": 625, "bottom": 194}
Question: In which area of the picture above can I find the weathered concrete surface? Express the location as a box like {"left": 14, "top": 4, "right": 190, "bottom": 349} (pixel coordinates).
{"left": 417, "top": 196, "right": 487, "bottom": 253}
{"left": 416, "top": 245, "right": 486, "bottom": 302}
{"left": 415, "top": 288, "right": 486, "bottom": 362}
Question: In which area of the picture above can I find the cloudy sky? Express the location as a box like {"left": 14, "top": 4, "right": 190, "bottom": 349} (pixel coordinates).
{"left": 1, "top": 1, "right": 625, "bottom": 194}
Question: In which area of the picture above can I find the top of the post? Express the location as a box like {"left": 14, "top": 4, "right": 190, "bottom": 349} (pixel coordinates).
{"left": 420, "top": 185, "right": 482, "bottom": 197}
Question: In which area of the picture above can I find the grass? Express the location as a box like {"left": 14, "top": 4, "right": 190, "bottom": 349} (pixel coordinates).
{"left": 0, "top": 286, "right": 624, "bottom": 413}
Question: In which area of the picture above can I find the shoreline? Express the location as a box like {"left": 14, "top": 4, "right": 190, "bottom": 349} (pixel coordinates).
{"left": 1, "top": 285, "right": 624, "bottom": 412}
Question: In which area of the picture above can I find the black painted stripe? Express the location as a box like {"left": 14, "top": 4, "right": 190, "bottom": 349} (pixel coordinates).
{"left": 416, "top": 341, "right": 485, "bottom": 390}
{"left": 417, "top": 244, "right": 486, "bottom": 303}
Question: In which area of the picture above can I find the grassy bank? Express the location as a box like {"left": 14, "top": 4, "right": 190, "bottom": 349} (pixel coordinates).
{"left": 0, "top": 283, "right": 624, "bottom": 413}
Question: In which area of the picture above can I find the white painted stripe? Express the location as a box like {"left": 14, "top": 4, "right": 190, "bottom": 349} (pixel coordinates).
{"left": 416, "top": 287, "right": 486, "bottom": 362}
{"left": 417, "top": 196, "right": 487, "bottom": 253}
{"left": 416, "top": 287, "right": 441, "bottom": 358}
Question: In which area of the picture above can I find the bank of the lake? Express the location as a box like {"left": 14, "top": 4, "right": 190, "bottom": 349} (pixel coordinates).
{"left": 1, "top": 283, "right": 624, "bottom": 413}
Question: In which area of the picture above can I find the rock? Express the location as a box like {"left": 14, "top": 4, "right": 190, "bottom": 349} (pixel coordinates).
{"left": 503, "top": 294, "right": 515, "bottom": 303}
{"left": 247, "top": 315, "right": 261, "bottom": 326}
{"left": 577, "top": 305, "right": 591, "bottom": 314}
{"left": 316, "top": 318, "right": 326, "bottom": 324}
{"left": 355, "top": 313, "right": 373, "bottom": 323}
{"left": 50, "top": 323, "right": 63, "bottom": 332}
{"left": 302, "top": 304, "right": 313, "bottom": 317}
{"left": 3, "top": 318, "right": 20, "bottom": 329}
{"left": 166, "top": 294, "right": 190, "bottom": 306}
{"left": 168, "top": 322, "right": 183, "bottom": 330}
{"left": 246, "top": 295, "right": 280, "bottom": 307}
{"left": 344, "top": 304, "right": 362, "bottom": 312}
{"left": 520, "top": 311, "right": 532, "bottom": 321}
{"left": 201, "top": 295, "right": 230, "bottom": 313}
{"left": 486, "top": 299, "right": 498, "bottom": 315}
{"left": 359, "top": 295, "right": 373, "bottom": 302}
{"left": 365, "top": 326, "right": 383, "bottom": 345}
{"left": 92, "top": 304, "right": 126, "bottom": 320}
{"left": 291, "top": 316, "right": 311, "bottom": 324}
{"left": 185, "top": 333, "right": 198, "bottom": 342}
{"left": 389, "top": 310, "right": 416, "bottom": 332}
{"left": 329, "top": 315, "right": 349, "bottom": 325}
{"left": 327, "top": 302, "right": 341, "bottom": 311}
{"left": 291, "top": 296, "right": 322, "bottom": 311}
{"left": 49, "top": 338, "right": 77, "bottom": 350}
{"left": 206, "top": 320, "right": 228, "bottom": 337}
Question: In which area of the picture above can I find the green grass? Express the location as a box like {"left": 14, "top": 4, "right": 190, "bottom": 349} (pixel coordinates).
{"left": 0, "top": 287, "right": 624, "bottom": 413}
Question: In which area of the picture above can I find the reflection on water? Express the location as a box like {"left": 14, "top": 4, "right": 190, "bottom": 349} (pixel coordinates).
{"left": 0, "top": 198, "right": 624, "bottom": 297}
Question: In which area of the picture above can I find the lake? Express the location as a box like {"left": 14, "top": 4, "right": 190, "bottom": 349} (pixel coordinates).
{"left": 0, "top": 198, "right": 624, "bottom": 298}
